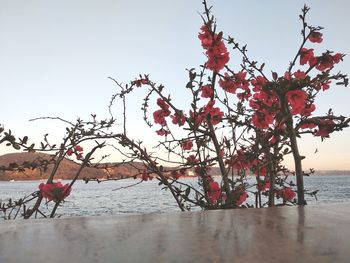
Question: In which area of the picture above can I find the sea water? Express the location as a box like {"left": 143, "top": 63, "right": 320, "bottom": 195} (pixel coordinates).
{"left": 1, "top": 175, "right": 350, "bottom": 218}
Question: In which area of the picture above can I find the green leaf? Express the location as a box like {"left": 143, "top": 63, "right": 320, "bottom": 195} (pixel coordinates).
{"left": 185, "top": 187, "right": 191, "bottom": 197}
{"left": 12, "top": 143, "right": 20, "bottom": 150}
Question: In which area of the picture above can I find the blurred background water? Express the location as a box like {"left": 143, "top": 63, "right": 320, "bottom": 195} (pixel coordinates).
{"left": 1, "top": 175, "right": 350, "bottom": 218}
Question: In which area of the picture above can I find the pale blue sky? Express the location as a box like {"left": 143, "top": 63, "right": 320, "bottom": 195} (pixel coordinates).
{"left": 1, "top": 1, "right": 349, "bottom": 170}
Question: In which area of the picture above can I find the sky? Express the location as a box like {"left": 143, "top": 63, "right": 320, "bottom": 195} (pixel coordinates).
{"left": 0, "top": 0, "right": 350, "bottom": 170}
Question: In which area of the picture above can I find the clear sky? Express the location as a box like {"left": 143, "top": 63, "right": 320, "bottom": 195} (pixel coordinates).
{"left": 1, "top": 0, "right": 349, "bottom": 170}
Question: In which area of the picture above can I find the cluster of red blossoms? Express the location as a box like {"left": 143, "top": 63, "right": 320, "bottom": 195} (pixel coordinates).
{"left": 275, "top": 187, "right": 296, "bottom": 202}
{"left": 225, "top": 149, "right": 267, "bottom": 177}
{"left": 181, "top": 140, "right": 193, "bottom": 150}
{"left": 67, "top": 145, "right": 84, "bottom": 160}
{"left": 218, "top": 71, "right": 250, "bottom": 100}
{"left": 198, "top": 24, "right": 230, "bottom": 73}
{"left": 153, "top": 98, "right": 171, "bottom": 136}
{"left": 207, "top": 177, "right": 248, "bottom": 207}
{"left": 141, "top": 171, "right": 153, "bottom": 181}
{"left": 300, "top": 31, "right": 342, "bottom": 71}
{"left": 300, "top": 118, "right": 336, "bottom": 138}
{"left": 39, "top": 182, "right": 71, "bottom": 202}
{"left": 153, "top": 96, "right": 224, "bottom": 136}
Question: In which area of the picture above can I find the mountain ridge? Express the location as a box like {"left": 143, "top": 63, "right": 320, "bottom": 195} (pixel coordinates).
{"left": 0, "top": 152, "right": 349, "bottom": 181}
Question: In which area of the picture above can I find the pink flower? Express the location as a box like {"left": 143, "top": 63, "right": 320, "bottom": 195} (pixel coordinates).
{"left": 39, "top": 182, "right": 71, "bottom": 202}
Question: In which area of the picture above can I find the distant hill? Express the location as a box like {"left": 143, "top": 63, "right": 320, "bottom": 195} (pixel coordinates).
{"left": 0, "top": 152, "right": 144, "bottom": 181}
{"left": 0, "top": 152, "right": 349, "bottom": 181}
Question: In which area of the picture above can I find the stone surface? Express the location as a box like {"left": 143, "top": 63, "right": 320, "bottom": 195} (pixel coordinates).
{"left": 0, "top": 203, "right": 350, "bottom": 263}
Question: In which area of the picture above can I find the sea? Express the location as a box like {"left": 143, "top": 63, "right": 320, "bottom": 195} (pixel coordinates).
{"left": 1, "top": 175, "right": 350, "bottom": 218}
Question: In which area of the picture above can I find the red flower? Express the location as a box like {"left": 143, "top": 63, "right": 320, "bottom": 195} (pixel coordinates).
{"left": 66, "top": 148, "right": 73, "bottom": 156}
{"left": 39, "top": 182, "right": 71, "bottom": 202}
{"left": 250, "top": 90, "right": 279, "bottom": 109}
{"left": 313, "top": 119, "right": 335, "bottom": 138}
{"left": 219, "top": 75, "right": 238, "bottom": 94}
{"left": 171, "top": 170, "right": 182, "bottom": 180}
{"left": 256, "top": 181, "right": 270, "bottom": 191}
{"left": 316, "top": 53, "right": 342, "bottom": 71}
{"left": 141, "top": 172, "right": 152, "bottom": 181}
{"left": 299, "top": 123, "right": 317, "bottom": 130}
{"left": 251, "top": 76, "right": 267, "bottom": 92}
{"left": 198, "top": 25, "right": 229, "bottom": 73}
{"left": 300, "top": 104, "right": 316, "bottom": 117}
{"left": 300, "top": 48, "right": 316, "bottom": 66}
{"left": 206, "top": 42, "right": 230, "bottom": 73}
{"left": 201, "top": 85, "right": 214, "bottom": 98}
{"left": 313, "top": 80, "right": 331, "bottom": 91}
{"left": 132, "top": 79, "right": 148, "bottom": 87}
{"left": 186, "top": 155, "right": 199, "bottom": 164}
{"left": 170, "top": 111, "right": 186, "bottom": 126}
{"left": 308, "top": 32, "right": 323, "bottom": 43}
{"left": 314, "top": 129, "right": 330, "bottom": 138}
{"left": 218, "top": 72, "right": 249, "bottom": 95}
{"left": 226, "top": 149, "right": 255, "bottom": 171}
{"left": 190, "top": 111, "right": 204, "bottom": 127}
{"left": 75, "top": 145, "right": 83, "bottom": 152}
{"left": 153, "top": 109, "right": 168, "bottom": 125}
{"left": 332, "top": 53, "right": 342, "bottom": 63}
{"left": 252, "top": 111, "right": 274, "bottom": 130}
{"left": 286, "top": 90, "right": 307, "bottom": 115}
{"left": 208, "top": 181, "right": 221, "bottom": 204}
{"left": 236, "top": 191, "right": 248, "bottom": 207}
{"left": 293, "top": 70, "right": 307, "bottom": 80}
{"left": 284, "top": 71, "right": 291, "bottom": 80}
{"left": 156, "top": 128, "right": 170, "bottom": 136}
{"left": 181, "top": 140, "right": 193, "bottom": 151}
{"left": 202, "top": 100, "right": 224, "bottom": 126}
{"left": 156, "top": 98, "right": 170, "bottom": 111}
{"left": 198, "top": 25, "right": 213, "bottom": 49}
{"left": 282, "top": 187, "right": 296, "bottom": 201}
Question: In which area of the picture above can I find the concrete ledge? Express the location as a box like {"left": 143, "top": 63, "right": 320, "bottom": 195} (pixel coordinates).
{"left": 1, "top": 203, "right": 350, "bottom": 263}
